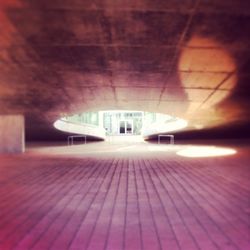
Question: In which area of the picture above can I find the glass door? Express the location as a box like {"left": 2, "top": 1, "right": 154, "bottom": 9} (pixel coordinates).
{"left": 126, "top": 120, "right": 132, "bottom": 134}
{"left": 119, "top": 120, "right": 133, "bottom": 134}
{"left": 119, "top": 121, "right": 126, "bottom": 134}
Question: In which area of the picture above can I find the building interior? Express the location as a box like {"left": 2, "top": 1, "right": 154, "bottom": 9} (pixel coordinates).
{"left": 0, "top": 0, "right": 250, "bottom": 249}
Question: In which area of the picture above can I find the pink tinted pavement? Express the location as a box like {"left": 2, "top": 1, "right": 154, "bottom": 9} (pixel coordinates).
{"left": 0, "top": 142, "right": 249, "bottom": 250}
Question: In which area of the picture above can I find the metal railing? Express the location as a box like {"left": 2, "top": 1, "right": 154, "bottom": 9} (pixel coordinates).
{"left": 67, "top": 135, "right": 87, "bottom": 145}
{"left": 158, "top": 134, "right": 174, "bottom": 145}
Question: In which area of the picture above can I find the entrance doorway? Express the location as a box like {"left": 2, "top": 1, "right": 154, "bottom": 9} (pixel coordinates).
{"left": 119, "top": 120, "right": 133, "bottom": 134}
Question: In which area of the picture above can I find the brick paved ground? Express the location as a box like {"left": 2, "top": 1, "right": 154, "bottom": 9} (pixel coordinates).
{"left": 0, "top": 142, "right": 249, "bottom": 250}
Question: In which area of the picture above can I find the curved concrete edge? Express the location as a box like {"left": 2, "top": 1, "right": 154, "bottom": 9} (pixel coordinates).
{"left": 54, "top": 119, "right": 106, "bottom": 140}
{"left": 142, "top": 118, "right": 188, "bottom": 139}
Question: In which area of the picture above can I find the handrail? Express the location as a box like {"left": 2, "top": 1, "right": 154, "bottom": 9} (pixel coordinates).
{"left": 158, "top": 135, "right": 174, "bottom": 145}
{"left": 68, "top": 135, "right": 87, "bottom": 145}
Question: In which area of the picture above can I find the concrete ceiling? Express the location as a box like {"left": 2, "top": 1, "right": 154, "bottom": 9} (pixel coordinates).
{"left": 0, "top": 0, "right": 250, "bottom": 139}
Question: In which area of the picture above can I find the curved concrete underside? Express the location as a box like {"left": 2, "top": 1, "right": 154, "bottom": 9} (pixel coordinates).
{"left": 54, "top": 119, "right": 106, "bottom": 140}
{"left": 1, "top": 0, "right": 250, "bottom": 140}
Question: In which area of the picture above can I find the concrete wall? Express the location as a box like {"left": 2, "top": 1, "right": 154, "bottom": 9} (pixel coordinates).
{"left": 0, "top": 115, "right": 25, "bottom": 153}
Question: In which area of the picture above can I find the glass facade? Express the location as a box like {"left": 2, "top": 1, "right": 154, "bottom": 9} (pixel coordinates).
{"left": 63, "top": 112, "right": 99, "bottom": 126}
{"left": 103, "top": 111, "right": 143, "bottom": 135}
{"left": 62, "top": 110, "right": 173, "bottom": 136}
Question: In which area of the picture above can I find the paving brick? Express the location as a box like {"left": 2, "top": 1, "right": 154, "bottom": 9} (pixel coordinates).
{"left": 0, "top": 147, "right": 249, "bottom": 250}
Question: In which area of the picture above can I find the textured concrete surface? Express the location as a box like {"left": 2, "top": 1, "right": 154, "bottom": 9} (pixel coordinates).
{"left": 0, "top": 115, "right": 24, "bottom": 153}
{"left": 0, "top": 1, "right": 250, "bottom": 140}
{"left": 0, "top": 141, "right": 249, "bottom": 249}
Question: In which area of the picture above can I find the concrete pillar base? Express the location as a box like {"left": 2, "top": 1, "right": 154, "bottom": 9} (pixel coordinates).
{"left": 0, "top": 115, "right": 25, "bottom": 153}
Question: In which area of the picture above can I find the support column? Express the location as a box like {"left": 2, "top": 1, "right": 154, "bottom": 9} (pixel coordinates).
{"left": 0, "top": 115, "right": 25, "bottom": 153}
